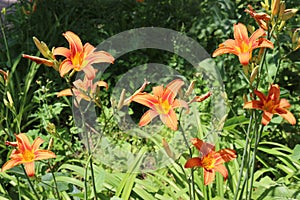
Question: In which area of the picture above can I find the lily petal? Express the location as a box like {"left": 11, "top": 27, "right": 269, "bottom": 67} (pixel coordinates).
{"left": 249, "top": 28, "right": 266, "bottom": 43}
{"left": 276, "top": 109, "right": 296, "bottom": 125}
{"left": 160, "top": 109, "right": 178, "bottom": 130}
{"left": 131, "top": 93, "right": 158, "bottom": 108}
{"left": 262, "top": 111, "right": 273, "bottom": 125}
{"left": 238, "top": 52, "right": 251, "bottom": 65}
{"left": 32, "top": 137, "right": 44, "bottom": 151}
{"left": 16, "top": 134, "right": 32, "bottom": 153}
{"left": 243, "top": 100, "right": 263, "bottom": 110}
{"left": 163, "top": 79, "right": 184, "bottom": 103}
{"left": 53, "top": 47, "right": 71, "bottom": 58}
{"left": 214, "top": 149, "right": 237, "bottom": 165}
{"left": 253, "top": 38, "right": 274, "bottom": 49}
{"left": 24, "top": 162, "right": 35, "bottom": 177}
{"left": 204, "top": 169, "right": 215, "bottom": 185}
{"left": 234, "top": 23, "right": 249, "bottom": 42}
{"left": 57, "top": 88, "right": 73, "bottom": 97}
{"left": 34, "top": 150, "right": 56, "bottom": 160}
{"left": 139, "top": 110, "right": 159, "bottom": 127}
{"left": 96, "top": 81, "right": 108, "bottom": 90}
{"left": 214, "top": 164, "right": 228, "bottom": 180}
{"left": 63, "top": 31, "right": 83, "bottom": 54}
{"left": 212, "top": 42, "right": 238, "bottom": 57}
{"left": 184, "top": 157, "right": 202, "bottom": 168}
{"left": 254, "top": 90, "right": 267, "bottom": 102}
{"left": 59, "top": 60, "right": 73, "bottom": 77}
{"left": 1, "top": 158, "right": 23, "bottom": 172}
{"left": 191, "top": 138, "right": 215, "bottom": 156}
{"left": 87, "top": 50, "right": 115, "bottom": 64}
{"left": 279, "top": 99, "right": 291, "bottom": 108}
{"left": 82, "top": 65, "right": 96, "bottom": 80}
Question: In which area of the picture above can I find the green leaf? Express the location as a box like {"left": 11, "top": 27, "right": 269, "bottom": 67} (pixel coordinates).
{"left": 55, "top": 176, "right": 84, "bottom": 188}
{"left": 223, "top": 116, "right": 249, "bottom": 130}
{"left": 291, "top": 144, "right": 300, "bottom": 160}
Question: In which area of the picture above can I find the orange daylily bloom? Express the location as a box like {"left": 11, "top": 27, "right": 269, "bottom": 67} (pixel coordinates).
{"left": 184, "top": 138, "right": 236, "bottom": 185}
{"left": 53, "top": 31, "right": 114, "bottom": 79}
{"left": 212, "top": 23, "right": 274, "bottom": 66}
{"left": 244, "top": 84, "right": 296, "bottom": 126}
{"left": 57, "top": 73, "right": 108, "bottom": 106}
{"left": 1, "top": 133, "right": 56, "bottom": 177}
{"left": 131, "top": 79, "right": 188, "bottom": 131}
{"left": 245, "top": 5, "right": 271, "bottom": 30}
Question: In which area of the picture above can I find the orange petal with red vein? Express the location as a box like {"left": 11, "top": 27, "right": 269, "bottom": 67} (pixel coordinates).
{"left": 139, "top": 110, "right": 159, "bottom": 127}
{"left": 63, "top": 31, "right": 83, "bottom": 53}
{"left": 24, "top": 162, "right": 35, "bottom": 177}
{"left": 34, "top": 150, "right": 56, "bottom": 161}
{"left": 160, "top": 109, "right": 178, "bottom": 130}
{"left": 184, "top": 157, "right": 202, "bottom": 168}
{"left": 32, "top": 137, "right": 44, "bottom": 151}
{"left": 262, "top": 111, "right": 273, "bottom": 125}
{"left": 214, "top": 164, "right": 228, "bottom": 180}
{"left": 204, "top": 169, "right": 215, "bottom": 185}
{"left": 278, "top": 109, "right": 296, "bottom": 125}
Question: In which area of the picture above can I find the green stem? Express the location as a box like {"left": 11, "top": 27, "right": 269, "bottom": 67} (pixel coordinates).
{"left": 21, "top": 165, "right": 39, "bottom": 199}
{"left": 179, "top": 123, "right": 195, "bottom": 200}
{"left": 66, "top": 80, "right": 98, "bottom": 199}
{"left": 17, "top": 176, "right": 21, "bottom": 200}
{"left": 0, "top": 14, "right": 12, "bottom": 67}
{"left": 247, "top": 125, "right": 263, "bottom": 200}
{"left": 48, "top": 161, "right": 61, "bottom": 200}
{"left": 233, "top": 113, "right": 253, "bottom": 200}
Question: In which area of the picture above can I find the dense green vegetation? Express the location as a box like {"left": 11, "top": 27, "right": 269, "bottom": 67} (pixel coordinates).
{"left": 0, "top": 0, "right": 299, "bottom": 199}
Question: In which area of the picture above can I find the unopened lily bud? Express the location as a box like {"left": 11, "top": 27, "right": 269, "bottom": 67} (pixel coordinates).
{"left": 117, "top": 89, "right": 126, "bottom": 110}
{"left": 162, "top": 138, "right": 175, "bottom": 160}
{"left": 46, "top": 122, "right": 57, "bottom": 136}
{"left": 257, "top": 47, "right": 265, "bottom": 62}
{"left": 271, "top": 0, "right": 280, "bottom": 16}
{"left": 123, "top": 79, "right": 150, "bottom": 105}
{"left": 246, "top": 24, "right": 255, "bottom": 35}
{"left": 243, "top": 94, "right": 248, "bottom": 104}
{"left": 48, "top": 138, "right": 54, "bottom": 150}
{"left": 189, "top": 91, "right": 211, "bottom": 104}
{"left": 184, "top": 80, "right": 196, "bottom": 98}
{"left": 281, "top": 9, "right": 298, "bottom": 21}
{"left": 250, "top": 66, "right": 259, "bottom": 84}
{"left": 33, "top": 37, "right": 53, "bottom": 59}
{"left": 6, "top": 91, "right": 14, "bottom": 107}
{"left": 242, "top": 65, "right": 249, "bottom": 76}
{"left": 22, "top": 54, "right": 54, "bottom": 67}
{"left": 292, "top": 29, "right": 300, "bottom": 51}
{"left": 297, "top": 37, "right": 300, "bottom": 51}
{"left": 279, "top": 2, "right": 286, "bottom": 18}
{"left": 0, "top": 69, "right": 8, "bottom": 85}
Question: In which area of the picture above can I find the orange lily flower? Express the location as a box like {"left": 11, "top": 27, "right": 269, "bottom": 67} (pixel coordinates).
{"left": 184, "top": 138, "right": 236, "bottom": 185}
{"left": 245, "top": 5, "right": 271, "bottom": 31}
{"left": 212, "top": 23, "right": 274, "bottom": 66}
{"left": 53, "top": 31, "right": 114, "bottom": 79}
{"left": 1, "top": 133, "right": 56, "bottom": 177}
{"left": 57, "top": 73, "right": 108, "bottom": 106}
{"left": 131, "top": 79, "right": 188, "bottom": 131}
{"left": 244, "top": 84, "right": 296, "bottom": 125}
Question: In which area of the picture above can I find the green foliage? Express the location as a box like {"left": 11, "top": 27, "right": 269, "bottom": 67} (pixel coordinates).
{"left": 0, "top": 0, "right": 299, "bottom": 199}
